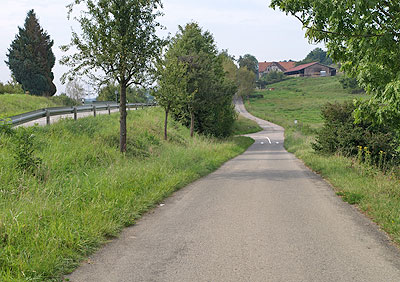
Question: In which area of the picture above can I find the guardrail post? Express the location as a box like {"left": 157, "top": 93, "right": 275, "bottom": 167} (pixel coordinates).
{"left": 108, "top": 105, "right": 111, "bottom": 115}
{"left": 73, "top": 107, "right": 77, "bottom": 120}
{"left": 46, "top": 109, "right": 50, "bottom": 125}
{"left": 93, "top": 105, "right": 97, "bottom": 117}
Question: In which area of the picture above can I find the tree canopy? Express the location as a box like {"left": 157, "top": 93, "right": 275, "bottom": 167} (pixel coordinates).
{"left": 61, "top": 0, "right": 164, "bottom": 152}
{"left": 270, "top": 0, "right": 400, "bottom": 123}
{"left": 163, "top": 23, "right": 237, "bottom": 138}
{"left": 296, "top": 48, "right": 332, "bottom": 66}
{"left": 238, "top": 54, "right": 259, "bottom": 76}
{"left": 6, "top": 10, "right": 56, "bottom": 96}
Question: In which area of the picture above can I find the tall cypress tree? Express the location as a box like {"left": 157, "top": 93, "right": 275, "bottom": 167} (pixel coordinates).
{"left": 6, "top": 10, "right": 56, "bottom": 96}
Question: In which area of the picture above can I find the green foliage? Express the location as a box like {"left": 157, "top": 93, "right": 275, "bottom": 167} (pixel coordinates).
{"left": 237, "top": 67, "right": 256, "bottom": 98}
{"left": 0, "top": 108, "right": 253, "bottom": 280}
{"left": 49, "top": 93, "right": 81, "bottom": 106}
{"left": 0, "top": 119, "right": 13, "bottom": 135}
{"left": 97, "top": 83, "right": 148, "bottom": 103}
{"left": 6, "top": 10, "right": 56, "bottom": 96}
{"left": 0, "top": 78, "right": 24, "bottom": 94}
{"left": 339, "top": 75, "right": 365, "bottom": 94}
{"left": 11, "top": 128, "right": 42, "bottom": 174}
{"left": 61, "top": 0, "right": 165, "bottom": 152}
{"left": 260, "top": 70, "right": 285, "bottom": 85}
{"left": 296, "top": 48, "right": 332, "bottom": 66}
{"left": 312, "top": 102, "right": 400, "bottom": 167}
{"left": 238, "top": 54, "right": 258, "bottom": 76}
{"left": 166, "top": 23, "right": 237, "bottom": 138}
{"left": 270, "top": 0, "right": 400, "bottom": 125}
{"left": 231, "top": 115, "right": 262, "bottom": 135}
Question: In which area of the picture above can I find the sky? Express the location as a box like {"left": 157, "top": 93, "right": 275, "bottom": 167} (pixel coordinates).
{"left": 0, "top": 0, "right": 324, "bottom": 94}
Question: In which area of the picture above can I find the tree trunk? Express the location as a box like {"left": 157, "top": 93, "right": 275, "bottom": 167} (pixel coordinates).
{"left": 190, "top": 111, "right": 194, "bottom": 138}
{"left": 164, "top": 106, "right": 169, "bottom": 141}
{"left": 119, "top": 82, "right": 127, "bottom": 153}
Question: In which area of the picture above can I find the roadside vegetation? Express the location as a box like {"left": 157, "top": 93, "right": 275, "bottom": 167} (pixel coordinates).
{"left": 246, "top": 75, "right": 400, "bottom": 245}
{"left": 232, "top": 114, "right": 262, "bottom": 135}
{"left": 0, "top": 107, "right": 254, "bottom": 281}
{"left": 0, "top": 94, "right": 77, "bottom": 119}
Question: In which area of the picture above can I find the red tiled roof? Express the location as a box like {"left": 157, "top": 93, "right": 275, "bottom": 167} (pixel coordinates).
{"left": 278, "top": 61, "right": 296, "bottom": 71}
{"left": 284, "top": 62, "right": 318, "bottom": 73}
{"left": 259, "top": 61, "right": 297, "bottom": 73}
{"left": 259, "top": 62, "right": 273, "bottom": 73}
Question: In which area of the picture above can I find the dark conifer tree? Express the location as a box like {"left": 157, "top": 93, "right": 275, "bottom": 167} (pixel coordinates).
{"left": 6, "top": 10, "right": 56, "bottom": 96}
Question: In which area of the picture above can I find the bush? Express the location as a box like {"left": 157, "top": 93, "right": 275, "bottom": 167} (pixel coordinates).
{"left": 339, "top": 76, "right": 364, "bottom": 94}
{"left": 0, "top": 81, "right": 24, "bottom": 94}
{"left": 312, "top": 101, "right": 400, "bottom": 167}
{"left": 50, "top": 93, "right": 81, "bottom": 106}
{"left": 260, "top": 71, "right": 285, "bottom": 85}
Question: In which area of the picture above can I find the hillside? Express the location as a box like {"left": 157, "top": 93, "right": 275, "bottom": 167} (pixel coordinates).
{"left": 0, "top": 94, "right": 66, "bottom": 119}
{"left": 247, "top": 76, "right": 367, "bottom": 128}
{"left": 0, "top": 107, "right": 253, "bottom": 281}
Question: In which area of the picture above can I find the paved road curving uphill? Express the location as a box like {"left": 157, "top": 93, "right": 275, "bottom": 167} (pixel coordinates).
{"left": 67, "top": 98, "right": 400, "bottom": 282}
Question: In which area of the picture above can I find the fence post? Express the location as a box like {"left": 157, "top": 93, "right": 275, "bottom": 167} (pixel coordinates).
{"left": 46, "top": 109, "right": 50, "bottom": 125}
{"left": 108, "top": 105, "right": 111, "bottom": 115}
{"left": 73, "top": 107, "right": 77, "bottom": 120}
{"left": 93, "top": 105, "right": 97, "bottom": 117}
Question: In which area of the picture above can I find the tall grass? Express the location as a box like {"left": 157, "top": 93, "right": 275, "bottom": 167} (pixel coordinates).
{"left": 0, "top": 108, "right": 253, "bottom": 281}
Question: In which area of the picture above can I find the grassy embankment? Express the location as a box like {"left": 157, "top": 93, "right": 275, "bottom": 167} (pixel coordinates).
{"left": 246, "top": 76, "right": 400, "bottom": 245}
{"left": 0, "top": 107, "right": 254, "bottom": 281}
{"left": 0, "top": 94, "right": 66, "bottom": 119}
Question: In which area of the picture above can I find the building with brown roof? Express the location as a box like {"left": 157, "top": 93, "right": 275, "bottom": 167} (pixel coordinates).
{"left": 258, "top": 61, "right": 296, "bottom": 78}
{"left": 284, "top": 62, "right": 336, "bottom": 77}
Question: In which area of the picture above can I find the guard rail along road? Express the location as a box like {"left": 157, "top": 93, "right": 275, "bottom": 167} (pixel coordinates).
{"left": 1, "top": 101, "right": 156, "bottom": 127}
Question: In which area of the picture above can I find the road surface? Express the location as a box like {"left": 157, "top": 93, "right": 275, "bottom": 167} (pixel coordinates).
{"left": 67, "top": 99, "right": 400, "bottom": 281}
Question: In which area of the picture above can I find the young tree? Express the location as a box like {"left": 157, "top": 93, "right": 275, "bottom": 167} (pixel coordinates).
{"left": 270, "top": 0, "right": 400, "bottom": 124}
{"left": 65, "top": 79, "right": 86, "bottom": 101}
{"left": 6, "top": 10, "right": 56, "bottom": 96}
{"left": 61, "top": 0, "right": 164, "bottom": 153}
{"left": 237, "top": 67, "right": 256, "bottom": 98}
{"left": 155, "top": 57, "right": 187, "bottom": 140}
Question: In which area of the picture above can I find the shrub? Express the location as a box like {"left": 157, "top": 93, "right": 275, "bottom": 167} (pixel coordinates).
{"left": 313, "top": 101, "right": 400, "bottom": 167}
{"left": 339, "top": 76, "right": 364, "bottom": 94}
{"left": 12, "top": 128, "right": 42, "bottom": 174}
{"left": 260, "top": 71, "right": 285, "bottom": 85}
{"left": 49, "top": 93, "right": 81, "bottom": 106}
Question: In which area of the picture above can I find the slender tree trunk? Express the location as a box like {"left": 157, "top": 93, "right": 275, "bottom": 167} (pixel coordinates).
{"left": 119, "top": 82, "right": 127, "bottom": 153}
{"left": 190, "top": 111, "right": 194, "bottom": 137}
{"left": 164, "top": 105, "right": 169, "bottom": 141}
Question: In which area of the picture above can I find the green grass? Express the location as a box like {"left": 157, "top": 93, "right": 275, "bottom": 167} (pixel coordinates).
{"left": 0, "top": 94, "right": 64, "bottom": 119}
{"left": 232, "top": 114, "right": 262, "bottom": 135}
{"left": 245, "top": 76, "right": 400, "bottom": 246}
{"left": 246, "top": 76, "right": 367, "bottom": 128}
{"left": 0, "top": 108, "right": 253, "bottom": 281}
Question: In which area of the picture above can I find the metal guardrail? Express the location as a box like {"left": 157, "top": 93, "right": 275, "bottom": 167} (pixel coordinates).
{"left": 2, "top": 102, "right": 155, "bottom": 127}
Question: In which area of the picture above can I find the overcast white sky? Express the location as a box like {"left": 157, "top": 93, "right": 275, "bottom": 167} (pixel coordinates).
{"left": 0, "top": 0, "right": 323, "bottom": 94}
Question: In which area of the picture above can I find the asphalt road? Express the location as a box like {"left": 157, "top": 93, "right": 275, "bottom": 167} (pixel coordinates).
{"left": 67, "top": 99, "right": 400, "bottom": 282}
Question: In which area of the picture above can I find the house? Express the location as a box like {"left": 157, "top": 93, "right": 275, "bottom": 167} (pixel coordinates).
{"left": 284, "top": 62, "right": 336, "bottom": 77}
{"left": 258, "top": 61, "right": 296, "bottom": 78}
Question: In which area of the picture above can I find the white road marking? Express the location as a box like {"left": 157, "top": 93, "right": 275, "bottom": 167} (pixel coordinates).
{"left": 266, "top": 137, "right": 272, "bottom": 144}
{"left": 261, "top": 142, "right": 264, "bottom": 145}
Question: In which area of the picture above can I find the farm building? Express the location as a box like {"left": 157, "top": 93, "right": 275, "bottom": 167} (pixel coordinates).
{"left": 258, "top": 61, "right": 296, "bottom": 78}
{"left": 284, "top": 62, "right": 336, "bottom": 77}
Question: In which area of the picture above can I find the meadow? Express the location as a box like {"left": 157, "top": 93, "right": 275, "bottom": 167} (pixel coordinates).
{"left": 246, "top": 76, "right": 400, "bottom": 247}
{"left": 0, "top": 107, "right": 254, "bottom": 281}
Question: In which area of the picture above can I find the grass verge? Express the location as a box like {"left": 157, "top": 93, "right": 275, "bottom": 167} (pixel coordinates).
{"left": 232, "top": 114, "right": 262, "bottom": 135}
{"left": 246, "top": 76, "right": 400, "bottom": 246}
{"left": 0, "top": 107, "right": 253, "bottom": 281}
{"left": 0, "top": 94, "right": 75, "bottom": 119}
